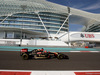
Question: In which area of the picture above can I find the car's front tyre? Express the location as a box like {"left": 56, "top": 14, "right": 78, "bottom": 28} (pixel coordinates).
{"left": 57, "top": 54, "right": 64, "bottom": 59}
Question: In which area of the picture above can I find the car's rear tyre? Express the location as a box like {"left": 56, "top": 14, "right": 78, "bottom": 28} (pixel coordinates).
{"left": 22, "top": 53, "right": 29, "bottom": 60}
{"left": 57, "top": 54, "right": 64, "bottom": 59}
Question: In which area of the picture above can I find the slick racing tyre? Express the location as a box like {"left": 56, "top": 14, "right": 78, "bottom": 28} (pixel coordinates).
{"left": 57, "top": 54, "right": 64, "bottom": 59}
{"left": 22, "top": 53, "right": 29, "bottom": 60}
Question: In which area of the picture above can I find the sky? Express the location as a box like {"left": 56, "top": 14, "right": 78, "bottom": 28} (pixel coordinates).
{"left": 47, "top": 0, "right": 100, "bottom": 31}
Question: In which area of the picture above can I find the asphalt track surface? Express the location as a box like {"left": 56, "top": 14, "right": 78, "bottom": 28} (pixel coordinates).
{"left": 0, "top": 51, "right": 100, "bottom": 70}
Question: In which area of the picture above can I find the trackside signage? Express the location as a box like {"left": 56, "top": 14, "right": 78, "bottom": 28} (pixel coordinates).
{"left": 80, "top": 33, "right": 95, "bottom": 38}
{"left": 69, "top": 32, "right": 100, "bottom": 42}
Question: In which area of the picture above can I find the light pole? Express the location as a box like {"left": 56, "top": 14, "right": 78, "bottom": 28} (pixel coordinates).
{"left": 20, "top": 29, "right": 22, "bottom": 46}
{"left": 67, "top": 7, "right": 70, "bottom": 46}
{"left": 20, "top": 5, "right": 27, "bottom": 46}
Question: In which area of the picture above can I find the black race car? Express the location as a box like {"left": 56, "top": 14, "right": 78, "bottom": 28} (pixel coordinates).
{"left": 20, "top": 48, "right": 69, "bottom": 60}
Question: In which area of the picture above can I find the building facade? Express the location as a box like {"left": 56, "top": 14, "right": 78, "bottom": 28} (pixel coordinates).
{"left": 0, "top": 0, "right": 100, "bottom": 46}
{"left": 85, "top": 22, "right": 100, "bottom": 32}
{"left": 0, "top": 0, "right": 69, "bottom": 40}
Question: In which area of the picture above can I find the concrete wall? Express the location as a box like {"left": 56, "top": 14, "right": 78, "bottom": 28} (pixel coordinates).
{"left": 22, "top": 39, "right": 68, "bottom": 46}
{"left": 0, "top": 39, "right": 68, "bottom": 46}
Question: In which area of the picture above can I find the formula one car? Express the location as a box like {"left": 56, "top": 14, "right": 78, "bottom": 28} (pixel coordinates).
{"left": 20, "top": 48, "right": 69, "bottom": 60}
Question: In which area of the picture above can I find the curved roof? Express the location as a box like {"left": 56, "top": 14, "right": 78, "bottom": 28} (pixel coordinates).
{"left": 0, "top": 0, "right": 100, "bottom": 30}
{"left": 69, "top": 8, "right": 100, "bottom": 26}
{"left": 0, "top": 0, "right": 68, "bottom": 16}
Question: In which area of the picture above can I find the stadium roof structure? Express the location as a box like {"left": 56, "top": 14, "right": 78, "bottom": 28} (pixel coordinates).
{"left": 0, "top": 0, "right": 100, "bottom": 31}
{"left": 69, "top": 8, "right": 100, "bottom": 31}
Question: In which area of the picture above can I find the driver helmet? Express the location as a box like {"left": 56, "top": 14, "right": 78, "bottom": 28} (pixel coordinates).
{"left": 41, "top": 48, "right": 44, "bottom": 51}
